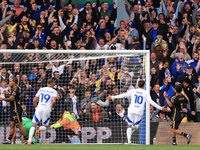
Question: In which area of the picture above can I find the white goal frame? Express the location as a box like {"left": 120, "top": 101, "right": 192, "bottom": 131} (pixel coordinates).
{"left": 0, "top": 49, "right": 150, "bottom": 145}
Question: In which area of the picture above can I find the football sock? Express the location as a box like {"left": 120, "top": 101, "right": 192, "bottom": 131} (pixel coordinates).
{"left": 172, "top": 137, "right": 176, "bottom": 143}
{"left": 181, "top": 132, "right": 187, "bottom": 137}
{"left": 24, "top": 135, "right": 28, "bottom": 141}
{"left": 8, "top": 135, "right": 13, "bottom": 141}
{"left": 28, "top": 125, "right": 36, "bottom": 142}
{"left": 127, "top": 127, "right": 132, "bottom": 142}
{"left": 39, "top": 126, "right": 47, "bottom": 131}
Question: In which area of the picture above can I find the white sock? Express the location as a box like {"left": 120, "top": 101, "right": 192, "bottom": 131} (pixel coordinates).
{"left": 127, "top": 127, "right": 132, "bottom": 142}
{"left": 39, "top": 126, "right": 47, "bottom": 131}
{"left": 28, "top": 125, "right": 36, "bottom": 142}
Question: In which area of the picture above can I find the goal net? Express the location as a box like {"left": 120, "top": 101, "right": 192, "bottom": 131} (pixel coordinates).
{"left": 0, "top": 50, "right": 150, "bottom": 145}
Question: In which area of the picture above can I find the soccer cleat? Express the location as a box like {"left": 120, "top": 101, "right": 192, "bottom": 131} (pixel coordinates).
{"left": 187, "top": 134, "right": 192, "bottom": 145}
{"left": 172, "top": 142, "right": 177, "bottom": 145}
{"left": 131, "top": 124, "right": 135, "bottom": 134}
{"left": 27, "top": 141, "right": 31, "bottom": 146}
{"left": 35, "top": 126, "right": 40, "bottom": 139}
{"left": 41, "top": 142, "right": 45, "bottom": 145}
{"left": 22, "top": 140, "right": 28, "bottom": 145}
{"left": 127, "top": 139, "right": 131, "bottom": 145}
{"left": 2, "top": 140, "right": 12, "bottom": 144}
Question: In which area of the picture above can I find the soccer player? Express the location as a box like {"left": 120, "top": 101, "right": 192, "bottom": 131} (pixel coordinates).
{"left": 27, "top": 78, "right": 57, "bottom": 145}
{"left": 106, "top": 80, "right": 167, "bottom": 145}
{"left": 0, "top": 77, "right": 29, "bottom": 144}
{"left": 164, "top": 85, "right": 192, "bottom": 145}
{"left": 13, "top": 117, "right": 44, "bottom": 145}
{"left": 40, "top": 110, "right": 81, "bottom": 143}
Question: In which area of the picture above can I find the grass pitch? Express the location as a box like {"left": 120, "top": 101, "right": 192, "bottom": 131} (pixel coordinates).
{"left": 0, "top": 144, "right": 200, "bottom": 150}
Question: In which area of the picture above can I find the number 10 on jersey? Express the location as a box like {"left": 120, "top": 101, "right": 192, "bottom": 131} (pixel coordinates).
{"left": 134, "top": 94, "right": 143, "bottom": 104}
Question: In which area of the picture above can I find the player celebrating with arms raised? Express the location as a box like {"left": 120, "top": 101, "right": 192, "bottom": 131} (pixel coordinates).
{"left": 0, "top": 77, "right": 29, "bottom": 144}
{"left": 106, "top": 80, "right": 167, "bottom": 145}
{"left": 27, "top": 78, "right": 57, "bottom": 145}
{"left": 164, "top": 85, "right": 192, "bottom": 145}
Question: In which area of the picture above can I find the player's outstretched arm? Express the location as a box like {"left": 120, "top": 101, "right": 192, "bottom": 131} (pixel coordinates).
{"left": 181, "top": 90, "right": 189, "bottom": 103}
{"left": 147, "top": 94, "right": 163, "bottom": 110}
{"left": 0, "top": 95, "right": 15, "bottom": 101}
{"left": 163, "top": 91, "right": 172, "bottom": 107}
{"left": 110, "top": 90, "right": 132, "bottom": 100}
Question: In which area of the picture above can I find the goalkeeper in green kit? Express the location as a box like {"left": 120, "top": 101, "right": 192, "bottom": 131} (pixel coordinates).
{"left": 13, "top": 117, "right": 44, "bottom": 145}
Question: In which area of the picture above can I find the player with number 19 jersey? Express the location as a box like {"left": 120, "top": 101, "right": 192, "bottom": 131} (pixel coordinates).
{"left": 33, "top": 87, "right": 57, "bottom": 125}
{"left": 36, "top": 87, "right": 57, "bottom": 112}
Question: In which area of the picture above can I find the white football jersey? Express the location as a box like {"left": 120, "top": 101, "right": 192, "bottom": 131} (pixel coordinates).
{"left": 0, "top": 87, "right": 8, "bottom": 107}
{"left": 112, "top": 88, "right": 162, "bottom": 116}
{"left": 36, "top": 87, "right": 57, "bottom": 112}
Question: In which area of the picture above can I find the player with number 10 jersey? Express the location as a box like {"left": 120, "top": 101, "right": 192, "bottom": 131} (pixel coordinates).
{"left": 106, "top": 80, "right": 167, "bottom": 145}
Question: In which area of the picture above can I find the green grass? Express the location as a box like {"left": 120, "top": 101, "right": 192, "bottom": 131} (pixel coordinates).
{"left": 0, "top": 144, "right": 200, "bottom": 150}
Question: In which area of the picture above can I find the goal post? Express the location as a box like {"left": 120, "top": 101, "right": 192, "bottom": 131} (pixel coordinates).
{"left": 0, "top": 50, "right": 150, "bottom": 145}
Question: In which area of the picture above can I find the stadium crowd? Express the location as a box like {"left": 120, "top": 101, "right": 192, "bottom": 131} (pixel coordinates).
{"left": 0, "top": 0, "right": 200, "bottom": 129}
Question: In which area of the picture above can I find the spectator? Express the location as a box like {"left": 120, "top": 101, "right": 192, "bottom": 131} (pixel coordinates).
{"left": 145, "top": 20, "right": 160, "bottom": 49}
{"left": 152, "top": 111, "right": 171, "bottom": 122}
{"left": 150, "top": 105, "right": 159, "bottom": 122}
{"left": 0, "top": 79, "right": 8, "bottom": 114}
{"left": 150, "top": 52, "right": 160, "bottom": 77}
{"left": 76, "top": 77, "right": 96, "bottom": 100}
{"left": 98, "top": 1, "right": 112, "bottom": 18}
{"left": 79, "top": 2, "right": 92, "bottom": 23}
{"left": 80, "top": 89, "right": 107, "bottom": 113}
{"left": 170, "top": 43, "right": 191, "bottom": 61}
{"left": 110, "top": 103, "right": 126, "bottom": 122}
{"left": 190, "top": 52, "right": 199, "bottom": 69}
{"left": 115, "top": 20, "right": 126, "bottom": 35}
{"left": 124, "top": 2, "right": 140, "bottom": 30}
{"left": 179, "top": 78, "right": 196, "bottom": 112}
{"left": 28, "top": 66, "right": 38, "bottom": 81}
{"left": 178, "top": 64, "right": 197, "bottom": 88}
{"left": 84, "top": 102, "right": 109, "bottom": 122}
{"left": 52, "top": 71, "right": 64, "bottom": 88}
{"left": 171, "top": 53, "right": 188, "bottom": 79}
{"left": 127, "top": 21, "right": 139, "bottom": 40}
{"left": 0, "top": 67, "right": 13, "bottom": 82}
{"left": 150, "top": 83, "right": 170, "bottom": 106}
{"left": 63, "top": 85, "right": 81, "bottom": 119}
{"left": 12, "top": 0, "right": 23, "bottom": 17}
{"left": 21, "top": 103, "right": 28, "bottom": 117}
{"left": 12, "top": 63, "right": 22, "bottom": 78}
{"left": 151, "top": 30, "right": 168, "bottom": 52}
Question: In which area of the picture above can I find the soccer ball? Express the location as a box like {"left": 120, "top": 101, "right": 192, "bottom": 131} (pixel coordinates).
{"left": 74, "top": 127, "right": 81, "bottom": 135}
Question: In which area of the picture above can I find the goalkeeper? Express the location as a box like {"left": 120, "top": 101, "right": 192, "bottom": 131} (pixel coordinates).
{"left": 40, "top": 110, "right": 81, "bottom": 143}
{"left": 13, "top": 117, "right": 44, "bottom": 145}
